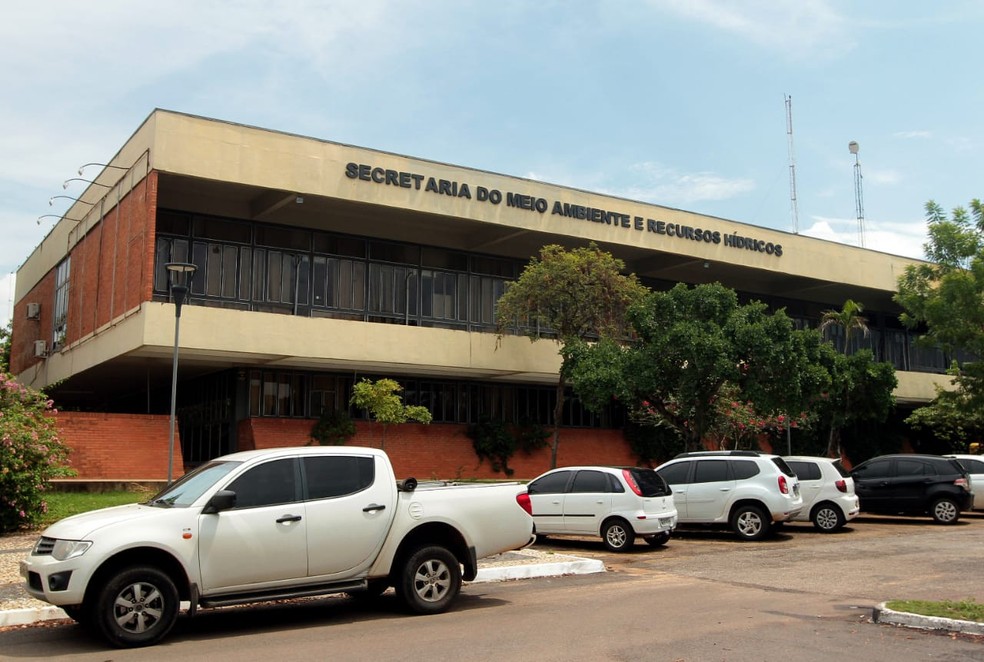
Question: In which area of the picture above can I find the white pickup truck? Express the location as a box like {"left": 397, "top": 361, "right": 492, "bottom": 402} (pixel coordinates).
{"left": 21, "top": 446, "right": 535, "bottom": 648}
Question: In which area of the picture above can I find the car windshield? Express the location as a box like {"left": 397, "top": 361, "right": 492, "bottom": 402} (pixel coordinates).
{"left": 145, "top": 461, "right": 242, "bottom": 508}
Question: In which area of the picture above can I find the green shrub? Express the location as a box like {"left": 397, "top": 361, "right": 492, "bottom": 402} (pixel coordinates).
{"left": 0, "top": 373, "right": 75, "bottom": 533}
{"left": 310, "top": 409, "right": 356, "bottom": 446}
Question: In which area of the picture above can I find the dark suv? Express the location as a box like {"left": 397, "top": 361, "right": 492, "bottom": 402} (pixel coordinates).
{"left": 850, "top": 454, "right": 973, "bottom": 524}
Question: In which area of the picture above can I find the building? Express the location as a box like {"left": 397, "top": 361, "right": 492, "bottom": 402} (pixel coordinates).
{"left": 10, "top": 110, "right": 950, "bottom": 481}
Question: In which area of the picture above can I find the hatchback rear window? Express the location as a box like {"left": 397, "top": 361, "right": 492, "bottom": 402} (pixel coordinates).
{"left": 627, "top": 468, "right": 671, "bottom": 497}
{"left": 831, "top": 459, "right": 850, "bottom": 478}
{"left": 771, "top": 457, "right": 796, "bottom": 477}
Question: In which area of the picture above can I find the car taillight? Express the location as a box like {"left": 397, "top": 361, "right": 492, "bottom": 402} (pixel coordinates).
{"left": 955, "top": 477, "right": 969, "bottom": 491}
{"left": 778, "top": 475, "right": 789, "bottom": 495}
{"left": 516, "top": 492, "right": 533, "bottom": 515}
{"left": 622, "top": 469, "right": 643, "bottom": 496}
{"left": 835, "top": 479, "right": 847, "bottom": 493}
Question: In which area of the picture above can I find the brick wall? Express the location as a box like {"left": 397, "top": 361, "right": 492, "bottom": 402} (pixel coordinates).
{"left": 245, "top": 418, "right": 635, "bottom": 480}
{"left": 9, "top": 272, "right": 55, "bottom": 375}
{"left": 55, "top": 411, "right": 183, "bottom": 480}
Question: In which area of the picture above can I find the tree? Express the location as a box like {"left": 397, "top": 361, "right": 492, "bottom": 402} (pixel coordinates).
{"left": 817, "top": 300, "right": 874, "bottom": 457}
{"left": 0, "top": 373, "right": 75, "bottom": 532}
{"left": 494, "top": 243, "right": 647, "bottom": 468}
{"left": 0, "top": 322, "right": 10, "bottom": 374}
{"left": 349, "top": 378, "right": 432, "bottom": 449}
{"left": 896, "top": 200, "right": 984, "bottom": 444}
{"left": 564, "top": 283, "right": 827, "bottom": 453}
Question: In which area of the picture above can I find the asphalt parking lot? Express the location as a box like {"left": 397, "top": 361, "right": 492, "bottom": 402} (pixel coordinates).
{"left": 531, "top": 511, "right": 984, "bottom": 607}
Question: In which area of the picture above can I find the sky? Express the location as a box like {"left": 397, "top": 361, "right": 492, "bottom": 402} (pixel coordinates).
{"left": 2, "top": 1, "right": 982, "bottom": 329}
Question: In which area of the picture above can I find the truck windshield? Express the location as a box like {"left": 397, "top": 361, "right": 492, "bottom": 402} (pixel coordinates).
{"left": 146, "top": 461, "right": 242, "bottom": 507}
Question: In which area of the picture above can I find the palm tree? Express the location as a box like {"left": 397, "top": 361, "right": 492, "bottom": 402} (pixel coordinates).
{"left": 819, "top": 300, "right": 870, "bottom": 458}
{"left": 819, "top": 299, "right": 869, "bottom": 355}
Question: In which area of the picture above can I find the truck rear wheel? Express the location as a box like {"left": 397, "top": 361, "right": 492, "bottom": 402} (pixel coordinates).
{"left": 93, "top": 565, "right": 179, "bottom": 648}
{"left": 396, "top": 546, "right": 461, "bottom": 615}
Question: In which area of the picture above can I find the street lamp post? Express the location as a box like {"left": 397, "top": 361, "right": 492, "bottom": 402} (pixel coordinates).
{"left": 165, "top": 262, "right": 197, "bottom": 485}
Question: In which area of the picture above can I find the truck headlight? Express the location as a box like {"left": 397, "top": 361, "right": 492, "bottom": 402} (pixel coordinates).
{"left": 51, "top": 540, "right": 92, "bottom": 561}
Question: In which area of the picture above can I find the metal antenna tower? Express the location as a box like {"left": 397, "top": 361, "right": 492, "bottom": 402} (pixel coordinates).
{"left": 849, "top": 140, "right": 865, "bottom": 247}
{"left": 785, "top": 95, "right": 799, "bottom": 234}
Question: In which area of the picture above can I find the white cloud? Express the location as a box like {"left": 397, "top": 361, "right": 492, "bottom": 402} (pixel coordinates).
{"left": 894, "top": 130, "right": 932, "bottom": 139}
{"left": 802, "top": 215, "right": 927, "bottom": 259}
{"left": 602, "top": 162, "right": 756, "bottom": 206}
{"left": 652, "top": 0, "right": 851, "bottom": 59}
{"left": 0, "top": 272, "right": 14, "bottom": 330}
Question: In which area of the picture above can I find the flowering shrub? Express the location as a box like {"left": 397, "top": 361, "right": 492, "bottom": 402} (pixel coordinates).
{"left": 0, "top": 373, "right": 74, "bottom": 533}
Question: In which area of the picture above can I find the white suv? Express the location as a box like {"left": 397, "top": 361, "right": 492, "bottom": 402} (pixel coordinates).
{"left": 784, "top": 456, "right": 859, "bottom": 532}
{"left": 527, "top": 466, "right": 678, "bottom": 552}
{"left": 655, "top": 451, "right": 802, "bottom": 541}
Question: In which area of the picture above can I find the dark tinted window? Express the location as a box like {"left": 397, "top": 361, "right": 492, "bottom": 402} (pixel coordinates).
{"left": 627, "top": 468, "right": 671, "bottom": 497}
{"left": 732, "top": 461, "right": 761, "bottom": 480}
{"left": 608, "top": 473, "right": 626, "bottom": 493}
{"left": 303, "top": 456, "right": 375, "bottom": 499}
{"left": 771, "top": 457, "right": 796, "bottom": 477}
{"left": 831, "top": 460, "right": 851, "bottom": 478}
{"left": 226, "top": 458, "right": 299, "bottom": 508}
{"left": 693, "top": 460, "right": 730, "bottom": 483}
{"left": 854, "top": 459, "right": 891, "bottom": 478}
{"left": 786, "top": 460, "right": 822, "bottom": 481}
{"left": 657, "top": 461, "right": 692, "bottom": 485}
{"left": 897, "top": 459, "right": 930, "bottom": 476}
{"left": 529, "top": 471, "right": 572, "bottom": 495}
{"left": 956, "top": 458, "right": 984, "bottom": 474}
{"left": 571, "top": 470, "right": 610, "bottom": 494}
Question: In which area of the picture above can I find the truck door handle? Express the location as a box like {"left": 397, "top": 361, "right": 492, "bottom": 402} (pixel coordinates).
{"left": 276, "top": 514, "right": 302, "bottom": 523}
{"left": 363, "top": 503, "right": 386, "bottom": 513}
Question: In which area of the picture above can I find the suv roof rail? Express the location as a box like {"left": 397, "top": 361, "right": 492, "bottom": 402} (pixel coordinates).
{"left": 672, "top": 450, "right": 762, "bottom": 459}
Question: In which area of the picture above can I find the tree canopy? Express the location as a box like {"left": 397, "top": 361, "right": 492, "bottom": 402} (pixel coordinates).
{"left": 564, "top": 283, "right": 828, "bottom": 454}
{"left": 494, "top": 243, "right": 647, "bottom": 467}
{"left": 350, "top": 378, "right": 432, "bottom": 449}
{"left": 896, "top": 199, "right": 984, "bottom": 446}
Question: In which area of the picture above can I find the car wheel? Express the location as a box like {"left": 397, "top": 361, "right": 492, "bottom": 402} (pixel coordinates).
{"left": 93, "top": 566, "right": 179, "bottom": 648}
{"left": 811, "top": 503, "right": 846, "bottom": 532}
{"left": 931, "top": 497, "right": 960, "bottom": 524}
{"left": 731, "top": 505, "right": 771, "bottom": 541}
{"left": 602, "top": 519, "right": 636, "bottom": 552}
{"left": 645, "top": 532, "right": 670, "bottom": 547}
{"left": 396, "top": 546, "right": 461, "bottom": 614}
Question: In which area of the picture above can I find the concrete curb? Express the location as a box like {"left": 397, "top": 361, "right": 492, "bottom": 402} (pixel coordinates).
{"left": 0, "top": 556, "right": 604, "bottom": 629}
{"left": 873, "top": 602, "right": 984, "bottom": 636}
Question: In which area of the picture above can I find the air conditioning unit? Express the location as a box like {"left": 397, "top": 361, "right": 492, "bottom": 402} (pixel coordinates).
{"left": 26, "top": 302, "right": 40, "bottom": 320}
{"left": 34, "top": 340, "right": 47, "bottom": 358}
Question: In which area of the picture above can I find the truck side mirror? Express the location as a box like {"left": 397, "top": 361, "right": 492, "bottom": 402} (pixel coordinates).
{"left": 203, "top": 490, "right": 237, "bottom": 514}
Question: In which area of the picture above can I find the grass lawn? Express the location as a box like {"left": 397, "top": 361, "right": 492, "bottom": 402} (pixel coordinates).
{"left": 886, "top": 599, "right": 984, "bottom": 623}
{"left": 40, "top": 489, "right": 154, "bottom": 528}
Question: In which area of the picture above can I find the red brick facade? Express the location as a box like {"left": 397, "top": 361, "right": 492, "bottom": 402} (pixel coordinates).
{"left": 56, "top": 413, "right": 634, "bottom": 482}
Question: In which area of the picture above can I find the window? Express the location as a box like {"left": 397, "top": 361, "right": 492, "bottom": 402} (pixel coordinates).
{"left": 657, "top": 461, "right": 692, "bottom": 485}
{"left": 897, "top": 459, "right": 930, "bottom": 476}
{"left": 693, "top": 460, "right": 731, "bottom": 483}
{"left": 628, "top": 469, "right": 670, "bottom": 497}
{"left": 732, "top": 461, "right": 761, "bottom": 480}
{"left": 786, "top": 461, "right": 821, "bottom": 482}
{"left": 225, "top": 459, "right": 299, "bottom": 508}
{"left": 52, "top": 258, "right": 70, "bottom": 347}
{"left": 855, "top": 459, "right": 891, "bottom": 478}
{"left": 528, "top": 471, "right": 572, "bottom": 495}
{"left": 571, "top": 470, "right": 609, "bottom": 493}
{"left": 303, "top": 456, "right": 375, "bottom": 499}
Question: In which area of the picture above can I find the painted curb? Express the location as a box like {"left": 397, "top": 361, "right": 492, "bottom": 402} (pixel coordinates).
{"left": 0, "top": 606, "right": 67, "bottom": 628}
{"left": 873, "top": 602, "right": 984, "bottom": 636}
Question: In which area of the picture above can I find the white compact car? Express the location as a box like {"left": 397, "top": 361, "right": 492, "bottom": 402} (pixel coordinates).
{"left": 784, "top": 456, "right": 859, "bottom": 532}
{"left": 944, "top": 454, "right": 984, "bottom": 510}
{"left": 527, "top": 466, "right": 678, "bottom": 552}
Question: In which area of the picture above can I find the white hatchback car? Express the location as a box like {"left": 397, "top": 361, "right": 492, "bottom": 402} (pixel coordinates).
{"left": 527, "top": 466, "right": 678, "bottom": 552}
{"left": 784, "top": 456, "right": 859, "bottom": 532}
{"left": 944, "top": 454, "right": 984, "bottom": 510}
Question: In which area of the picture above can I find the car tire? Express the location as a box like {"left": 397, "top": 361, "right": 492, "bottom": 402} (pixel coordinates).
{"left": 931, "top": 497, "right": 961, "bottom": 524}
{"left": 93, "top": 565, "right": 179, "bottom": 648}
{"left": 731, "top": 504, "right": 771, "bottom": 541}
{"left": 602, "top": 519, "right": 636, "bottom": 552}
{"left": 645, "top": 532, "right": 670, "bottom": 547}
{"left": 811, "top": 502, "right": 846, "bottom": 532}
{"left": 395, "top": 546, "right": 461, "bottom": 615}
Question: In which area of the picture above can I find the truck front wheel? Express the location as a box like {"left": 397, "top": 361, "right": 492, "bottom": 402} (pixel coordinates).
{"left": 396, "top": 546, "right": 461, "bottom": 615}
{"left": 93, "top": 565, "right": 179, "bottom": 648}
